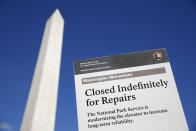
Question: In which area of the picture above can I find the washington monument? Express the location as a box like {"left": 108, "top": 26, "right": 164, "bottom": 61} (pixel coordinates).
{"left": 20, "top": 9, "right": 64, "bottom": 131}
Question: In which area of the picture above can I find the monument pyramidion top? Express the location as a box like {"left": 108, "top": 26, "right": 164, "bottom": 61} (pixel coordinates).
{"left": 48, "top": 9, "right": 64, "bottom": 23}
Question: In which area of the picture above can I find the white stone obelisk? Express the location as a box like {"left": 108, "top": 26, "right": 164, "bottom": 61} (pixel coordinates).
{"left": 20, "top": 9, "right": 64, "bottom": 131}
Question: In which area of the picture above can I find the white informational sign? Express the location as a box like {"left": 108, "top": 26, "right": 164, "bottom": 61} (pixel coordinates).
{"left": 74, "top": 49, "right": 189, "bottom": 131}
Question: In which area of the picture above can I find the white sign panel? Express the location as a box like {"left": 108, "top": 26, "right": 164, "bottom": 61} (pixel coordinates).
{"left": 74, "top": 49, "right": 189, "bottom": 131}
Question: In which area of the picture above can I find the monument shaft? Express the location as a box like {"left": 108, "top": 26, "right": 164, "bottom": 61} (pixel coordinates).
{"left": 20, "top": 9, "right": 64, "bottom": 131}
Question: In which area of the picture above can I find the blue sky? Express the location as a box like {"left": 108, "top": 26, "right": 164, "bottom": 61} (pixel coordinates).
{"left": 0, "top": 0, "right": 196, "bottom": 131}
